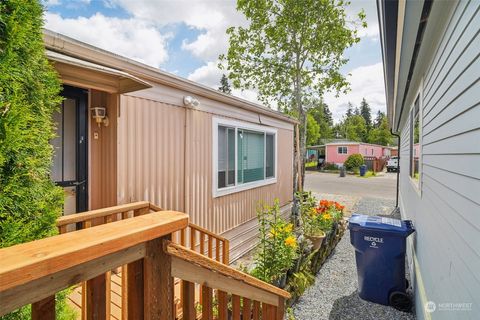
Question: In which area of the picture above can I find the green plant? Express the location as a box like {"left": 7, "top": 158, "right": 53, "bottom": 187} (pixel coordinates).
{"left": 286, "top": 307, "right": 296, "bottom": 320}
{"left": 0, "top": 0, "right": 73, "bottom": 318}
{"left": 251, "top": 199, "right": 297, "bottom": 284}
{"left": 290, "top": 268, "right": 315, "bottom": 297}
{"left": 323, "top": 162, "right": 338, "bottom": 171}
{"left": 344, "top": 153, "right": 364, "bottom": 170}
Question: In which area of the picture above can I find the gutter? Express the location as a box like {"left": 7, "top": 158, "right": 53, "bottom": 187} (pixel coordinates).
{"left": 43, "top": 29, "right": 298, "bottom": 125}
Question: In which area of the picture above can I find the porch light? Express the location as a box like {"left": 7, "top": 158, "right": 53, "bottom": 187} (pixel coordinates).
{"left": 183, "top": 95, "right": 200, "bottom": 108}
{"left": 91, "top": 107, "right": 109, "bottom": 127}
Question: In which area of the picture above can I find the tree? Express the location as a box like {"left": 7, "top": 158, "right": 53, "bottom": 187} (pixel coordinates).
{"left": 374, "top": 110, "right": 385, "bottom": 128}
{"left": 344, "top": 115, "right": 367, "bottom": 142}
{"left": 218, "top": 73, "right": 232, "bottom": 94}
{"left": 368, "top": 115, "right": 392, "bottom": 146}
{"left": 323, "top": 103, "right": 333, "bottom": 126}
{"left": 306, "top": 113, "right": 320, "bottom": 145}
{"left": 221, "top": 0, "right": 365, "bottom": 195}
{"left": 308, "top": 99, "right": 333, "bottom": 141}
{"left": 0, "top": 0, "right": 73, "bottom": 318}
{"left": 360, "top": 98, "right": 372, "bottom": 129}
{"left": 354, "top": 106, "right": 360, "bottom": 116}
{"left": 345, "top": 102, "right": 354, "bottom": 118}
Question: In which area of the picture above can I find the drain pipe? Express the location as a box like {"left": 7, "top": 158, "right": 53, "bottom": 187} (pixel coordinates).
{"left": 390, "top": 129, "right": 401, "bottom": 208}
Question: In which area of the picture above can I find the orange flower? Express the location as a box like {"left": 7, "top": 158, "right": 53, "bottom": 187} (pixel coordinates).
{"left": 319, "top": 199, "right": 329, "bottom": 207}
{"left": 285, "top": 236, "right": 297, "bottom": 248}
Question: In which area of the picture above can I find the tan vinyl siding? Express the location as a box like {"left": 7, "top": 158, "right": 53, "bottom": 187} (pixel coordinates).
{"left": 117, "top": 94, "right": 293, "bottom": 235}
{"left": 399, "top": 1, "right": 480, "bottom": 318}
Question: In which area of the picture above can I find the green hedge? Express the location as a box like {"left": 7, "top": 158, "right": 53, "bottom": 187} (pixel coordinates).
{"left": 0, "top": 1, "right": 73, "bottom": 318}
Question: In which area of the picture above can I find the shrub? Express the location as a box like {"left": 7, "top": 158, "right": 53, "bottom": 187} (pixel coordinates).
{"left": 0, "top": 0, "right": 72, "bottom": 318}
{"left": 323, "top": 162, "right": 338, "bottom": 170}
{"left": 344, "top": 153, "right": 364, "bottom": 170}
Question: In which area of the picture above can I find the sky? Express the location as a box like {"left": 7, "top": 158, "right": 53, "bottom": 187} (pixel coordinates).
{"left": 43, "top": 0, "right": 386, "bottom": 123}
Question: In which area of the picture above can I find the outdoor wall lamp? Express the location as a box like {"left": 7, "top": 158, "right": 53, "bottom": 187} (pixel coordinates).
{"left": 91, "top": 107, "right": 109, "bottom": 127}
{"left": 183, "top": 95, "right": 200, "bottom": 108}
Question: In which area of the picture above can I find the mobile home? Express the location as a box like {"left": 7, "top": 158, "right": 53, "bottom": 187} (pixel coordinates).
{"left": 45, "top": 30, "right": 296, "bottom": 262}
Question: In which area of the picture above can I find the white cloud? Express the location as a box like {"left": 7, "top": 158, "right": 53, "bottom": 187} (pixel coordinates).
{"left": 109, "top": 0, "right": 246, "bottom": 61}
{"left": 44, "top": 12, "right": 170, "bottom": 68}
{"left": 324, "top": 62, "right": 386, "bottom": 123}
{"left": 187, "top": 60, "right": 264, "bottom": 105}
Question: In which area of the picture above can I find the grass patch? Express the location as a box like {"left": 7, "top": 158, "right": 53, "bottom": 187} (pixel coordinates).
{"left": 358, "top": 170, "right": 377, "bottom": 178}
{"left": 305, "top": 161, "right": 317, "bottom": 168}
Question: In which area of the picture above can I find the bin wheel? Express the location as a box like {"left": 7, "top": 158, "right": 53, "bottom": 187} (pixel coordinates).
{"left": 389, "top": 291, "right": 411, "bottom": 312}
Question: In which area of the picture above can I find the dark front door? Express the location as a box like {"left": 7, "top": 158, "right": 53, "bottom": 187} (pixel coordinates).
{"left": 51, "top": 86, "right": 88, "bottom": 215}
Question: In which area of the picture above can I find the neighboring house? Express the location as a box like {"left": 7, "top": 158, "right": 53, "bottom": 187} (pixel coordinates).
{"left": 378, "top": 0, "right": 479, "bottom": 319}
{"left": 45, "top": 30, "right": 296, "bottom": 262}
{"left": 325, "top": 141, "right": 391, "bottom": 166}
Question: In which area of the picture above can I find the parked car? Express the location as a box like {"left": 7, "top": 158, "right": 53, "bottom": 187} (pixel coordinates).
{"left": 386, "top": 156, "right": 399, "bottom": 172}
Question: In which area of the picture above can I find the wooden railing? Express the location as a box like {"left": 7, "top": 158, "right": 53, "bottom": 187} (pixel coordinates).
{"left": 56, "top": 202, "right": 229, "bottom": 264}
{"left": 0, "top": 208, "right": 289, "bottom": 319}
{"left": 56, "top": 201, "right": 230, "bottom": 318}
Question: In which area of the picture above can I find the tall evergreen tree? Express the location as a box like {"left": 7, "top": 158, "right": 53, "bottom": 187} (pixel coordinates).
{"left": 374, "top": 110, "right": 385, "bottom": 128}
{"left": 218, "top": 74, "right": 232, "bottom": 94}
{"left": 0, "top": 0, "right": 75, "bottom": 318}
{"left": 323, "top": 103, "right": 333, "bottom": 126}
{"left": 354, "top": 106, "right": 360, "bottom": 116}
{"left": 345, "top": 102, "right": 354, "bottom": 118}
{"left": 360, "top": 98, "right": 372, "bottom": 128}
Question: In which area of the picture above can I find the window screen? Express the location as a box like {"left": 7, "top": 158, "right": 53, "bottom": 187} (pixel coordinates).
{"left": 410, "top": 97, "right": 420, "bottom": 180}
{"left": 266, "top": 133, "right": 275, "bottom": 178}
{"left": 218, "top": 126, "right": 235, "bottom": 188}
{"left": 238, "top": 130, "right": 265, "bottom": 183}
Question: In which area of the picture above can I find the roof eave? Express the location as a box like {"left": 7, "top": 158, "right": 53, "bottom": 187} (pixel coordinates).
{"left": 43, "top": 29, "right": 298, "bottom": 125}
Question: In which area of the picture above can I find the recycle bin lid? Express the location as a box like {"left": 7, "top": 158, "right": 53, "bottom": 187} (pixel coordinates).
{"left": 348, "top": 214, "right": 414, "bottom": 235}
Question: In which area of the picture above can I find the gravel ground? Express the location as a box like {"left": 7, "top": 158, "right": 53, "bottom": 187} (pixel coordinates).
{"left": 293, "top": 197, "right": 416, "bottom": 320}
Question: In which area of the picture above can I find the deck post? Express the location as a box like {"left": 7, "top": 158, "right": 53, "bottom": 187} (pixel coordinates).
{"left": 144, "top": 235, "right": 173, "bottom": 320}
{"left": 85, "top": 274, "right": 107, "bottom": 320}
{"left": 127, "top": 259, "right": 144, "bottom": 319}
{"left": 31, "top": 295, "right": 55, "bottom": 320}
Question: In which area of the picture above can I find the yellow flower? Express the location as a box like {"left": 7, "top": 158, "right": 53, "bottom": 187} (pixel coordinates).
{"left": 285, "top": 236, "right": 297, "bottom": 248}
{"left": 323, "top": 213, "right": 332, "bottom": 220}
{"left": 270, "top": 228, "right": 277, "bottom": 236}
{"left": 284, "top": 223, "right": 293, "bottom": 233}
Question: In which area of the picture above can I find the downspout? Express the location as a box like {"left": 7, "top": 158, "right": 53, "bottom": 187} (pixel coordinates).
{"left": 390, "top": 129, "right": 401, "bottom": 208}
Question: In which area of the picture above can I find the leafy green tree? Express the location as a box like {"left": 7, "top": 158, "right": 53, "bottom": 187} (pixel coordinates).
{"left": 308, "top": 99, "right": 333, "bottom": 141}
{"left": 221, "top": 0, "right": 365, "bottom": 193}
{"left": 344, "top": 115, "right": 367, "bottom": 142}
{"left": 360, "top": 98, "right": 372, "bottom": 129}
{"left": 0, "top": 1, "right": 74, "bottom": 318}
{"left": 306, "top": 113, "right": 320, "bottom": 145}
{"left": 218, "top": 74, "right": 232, "bottom": 94}
{"left": 368, "top": 115, "right": 392, "bottom": 146}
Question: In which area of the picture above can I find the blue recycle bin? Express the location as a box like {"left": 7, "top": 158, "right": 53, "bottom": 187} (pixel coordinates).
{"left": 359, "top": 165, "right": 367, "bottom": 176}
{"left": 349, "top": 214, "right": 415, "bottom": 310}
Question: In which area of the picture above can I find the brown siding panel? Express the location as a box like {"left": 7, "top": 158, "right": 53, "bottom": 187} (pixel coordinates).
{"left": 118, "top": 95, "right": 293, "bottom": 235}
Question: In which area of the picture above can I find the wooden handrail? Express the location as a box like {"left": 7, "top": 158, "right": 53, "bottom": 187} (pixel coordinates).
{"left": 167, "top": 242, "right": 290, "bottom": 302}
{"left": 0, "top": 211, "right": 188, "bottom": 316}
{"left": 56, "top": 201, "right": 151, "bottom": 227}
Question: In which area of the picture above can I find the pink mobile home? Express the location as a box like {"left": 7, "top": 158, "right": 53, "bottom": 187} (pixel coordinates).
{"left": 325, "top": 142, "right": 391, "bottom": 166}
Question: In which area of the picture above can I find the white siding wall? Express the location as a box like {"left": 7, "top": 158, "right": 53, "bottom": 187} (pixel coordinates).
{"left": 399, "top": 1, "right": 480, "bottom": 319}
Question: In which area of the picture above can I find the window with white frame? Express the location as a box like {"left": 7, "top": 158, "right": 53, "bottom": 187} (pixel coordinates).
{"left": 410, "top": 96, "right": 420, "bottom": 181}
{"left": 338, "top": 146, "right": 347, "bottom": 154}
{"left": 214, "top": 118, "right": 277, "bottom": 197}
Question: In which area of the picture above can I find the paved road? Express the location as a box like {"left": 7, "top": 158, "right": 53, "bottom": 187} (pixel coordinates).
{"left": 305, "top": 171, "right": 397, "bottom": 200}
